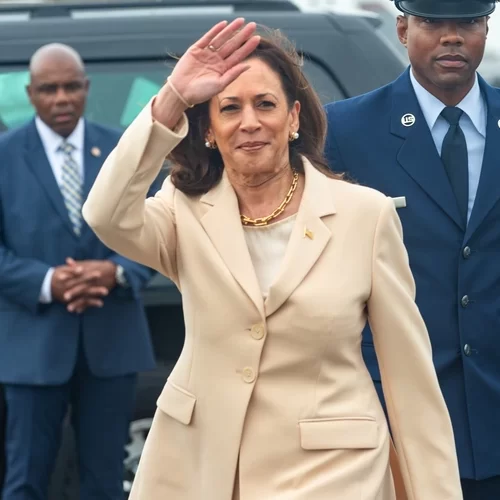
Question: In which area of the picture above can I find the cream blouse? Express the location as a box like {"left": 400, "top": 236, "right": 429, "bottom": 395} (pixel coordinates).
{"left": 242, "top": 214, "right": 297, "bottom": 299}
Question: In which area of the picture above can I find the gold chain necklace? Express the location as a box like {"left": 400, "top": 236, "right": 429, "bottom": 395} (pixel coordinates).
{"left": 240, "top": 170, "right": 299, "bottom": 227}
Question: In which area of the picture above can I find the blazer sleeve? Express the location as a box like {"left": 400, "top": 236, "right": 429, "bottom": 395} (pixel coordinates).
{"left": 367, "top": 197, "right": 462, "bottom": 500}
{"left": 82, "top": 100, "right": 189, "bottom": 283}
{"left": 106, "top": 177, "right": 162, "bottom": 300}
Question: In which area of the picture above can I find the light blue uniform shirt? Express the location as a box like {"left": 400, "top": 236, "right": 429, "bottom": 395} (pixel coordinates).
{"left": 410, "top": 69, "right": 487, "bottom": 222}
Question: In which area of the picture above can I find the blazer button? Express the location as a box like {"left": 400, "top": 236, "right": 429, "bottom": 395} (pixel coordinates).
{"left": 463, "top": 246, "right": 471, "bottom": 259}
{"left": 242, "top": 367, "right": 256, "bottom": 384}
{"left": 463, "top": 344, "right": 472, "bottom": 356}
{"left": 251, "top": 324, "right": 265, "bottom": 340}
{"left": 461, "top": 295, "right": 470, "bottom": 308}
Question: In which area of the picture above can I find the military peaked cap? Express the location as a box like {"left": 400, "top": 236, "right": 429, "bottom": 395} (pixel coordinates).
{"left": 393, "top": 0, "right": 497, "bottom": 18}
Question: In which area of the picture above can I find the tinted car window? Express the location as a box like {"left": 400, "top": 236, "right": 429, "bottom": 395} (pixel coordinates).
{"left": 0, "top": 59, "right": 346, "bottom": 131}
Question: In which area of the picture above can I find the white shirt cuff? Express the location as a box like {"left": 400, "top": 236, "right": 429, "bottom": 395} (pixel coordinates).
{"left": 39, "top": 268, "right": 55, "bottom": 303}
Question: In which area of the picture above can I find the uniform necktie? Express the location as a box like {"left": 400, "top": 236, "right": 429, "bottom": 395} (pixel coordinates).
{"left": 441, "top": 106, "right": 469, "bottom": 224}
{"left": 58, "top": 141, "right": 83, "bottom": 236}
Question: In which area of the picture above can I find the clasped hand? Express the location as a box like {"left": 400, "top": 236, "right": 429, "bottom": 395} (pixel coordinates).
{"left": 51, "top": 257, "right": 117, "bottom": 314}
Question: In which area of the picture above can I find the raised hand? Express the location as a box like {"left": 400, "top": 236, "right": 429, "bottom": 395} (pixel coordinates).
{"left": 156, "top": 18, "right": 260, "bottom": 114}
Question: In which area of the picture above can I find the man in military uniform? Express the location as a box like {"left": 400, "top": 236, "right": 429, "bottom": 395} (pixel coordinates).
{"left": 325, "top": 0, "right": 500, "bottom": 497}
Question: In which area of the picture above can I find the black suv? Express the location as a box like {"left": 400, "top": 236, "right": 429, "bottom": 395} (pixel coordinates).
{"left": 0, "top": 0, "right": 406, "bottom": 496}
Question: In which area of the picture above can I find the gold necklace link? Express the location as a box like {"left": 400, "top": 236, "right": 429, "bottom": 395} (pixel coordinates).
{"left": 240, "top": 171, "right": 299, "bottom": 227}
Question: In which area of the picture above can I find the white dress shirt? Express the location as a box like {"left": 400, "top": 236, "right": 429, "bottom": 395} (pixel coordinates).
{"left": 36, "top": 116, "right": 85, "bottom": 303}
{"left": 410, "top": 69, "right": 487, "bottom": 222}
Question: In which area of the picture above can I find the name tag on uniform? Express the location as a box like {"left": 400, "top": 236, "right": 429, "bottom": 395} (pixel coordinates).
{"left": 392, "top": 196, "right": 407, "bottom": 209}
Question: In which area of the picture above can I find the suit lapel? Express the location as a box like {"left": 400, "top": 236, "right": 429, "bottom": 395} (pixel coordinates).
{"left": 265, "top": 160, "right": 334, "bottom": 317}
{"left": 465, "top": 78, "right": 500, "bottom": 242}
{"left": 200, "top": 173, "right": 265, "bottom": 319}
{"left": 24, "top": 120, "right": 76, "bottom": 238}
{"left": 80, "top": 123, "right": 106, "bottom": 239}
{"left": 391, "top": 70, "right": 465, "bottom": 231}
{"left": 82, "top": 123, "right": 103, "bottom": 199}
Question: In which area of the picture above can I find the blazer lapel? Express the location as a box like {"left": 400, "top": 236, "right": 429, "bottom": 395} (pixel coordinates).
{"left": 265, "top": 160, "right": 334, "bottom": 317}
{"left": 24, "top": 120, "right": 76, "bottom": 238}
{"left": 200, "top": 173, "right": 265, "bottom": 319}
{"left": 464, "top": 78, "right": 500, "bottom": 242}
{"left": 391, "top": 70, "right": 465, "bottom": 231}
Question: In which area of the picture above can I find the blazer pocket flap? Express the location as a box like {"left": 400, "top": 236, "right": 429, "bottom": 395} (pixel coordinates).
{"left": 157, "top": 380, "right": 196, "bottom": 425}
{"left": 299, "top": 417, "right": 378, "bottom": 450}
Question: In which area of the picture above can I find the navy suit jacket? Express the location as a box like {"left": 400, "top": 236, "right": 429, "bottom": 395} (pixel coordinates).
{"left": 325, "top": 68, "right": 500, "bottom": 481}
{"left": 0, "top": 119, "right": 157, "bottom": 385}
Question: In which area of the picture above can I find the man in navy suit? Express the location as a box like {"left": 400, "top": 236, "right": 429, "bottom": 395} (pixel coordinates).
{"left": 0, "top": 43, "right": 157, "bottom": 499}
{"left": 325, "top": 0, "right": 500, "bottom": 497}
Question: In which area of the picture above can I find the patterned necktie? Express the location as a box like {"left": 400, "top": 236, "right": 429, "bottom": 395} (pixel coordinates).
{"left": 441, "top": 106, "right": 469, "bottom": 224}
{"left": 58, "top": 141, "right": 83, "bottom": 236}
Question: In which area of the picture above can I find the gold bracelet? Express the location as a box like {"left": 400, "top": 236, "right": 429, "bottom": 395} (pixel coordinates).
{"left": 166, "top": 77, "right": 194, "bottom": 108}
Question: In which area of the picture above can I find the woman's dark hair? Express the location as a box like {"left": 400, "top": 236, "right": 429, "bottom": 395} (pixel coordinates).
{"left": 168, "top": 26, "right": 342, "bottom": 195}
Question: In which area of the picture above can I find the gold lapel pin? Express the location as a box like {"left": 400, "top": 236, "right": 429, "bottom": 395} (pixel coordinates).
{"left": 304, "top": 228, "right": 314, "bottom": 240}
{"left": 91, "top": 146, "right": 101, "bottom": 157}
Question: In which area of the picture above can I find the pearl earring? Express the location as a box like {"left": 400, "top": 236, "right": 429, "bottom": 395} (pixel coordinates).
{"left": 205, "top": 140, "right": 211, "bottom": 148}
{"left": 289, "top": 131, "right": 299, "bottom": 142}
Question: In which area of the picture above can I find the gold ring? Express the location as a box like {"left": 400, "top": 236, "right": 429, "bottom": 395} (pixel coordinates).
{"left": 208, "top": 45, "right": 217, "bottom": 52}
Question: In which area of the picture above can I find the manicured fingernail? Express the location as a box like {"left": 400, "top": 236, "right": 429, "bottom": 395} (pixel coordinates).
{"left": 65, "top": 293, "right": 71, "bottom": 300}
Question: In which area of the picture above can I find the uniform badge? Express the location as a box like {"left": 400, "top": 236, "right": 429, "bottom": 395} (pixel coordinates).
{"left": 401, "top": 114, "right": 416, "bottom": 127}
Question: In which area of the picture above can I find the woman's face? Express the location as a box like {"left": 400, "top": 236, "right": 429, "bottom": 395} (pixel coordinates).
{"left": 207, "top": 57, "right": 300, "bottom": 176}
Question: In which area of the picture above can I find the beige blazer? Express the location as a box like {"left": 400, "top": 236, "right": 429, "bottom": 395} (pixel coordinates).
{"left": 82, "top": 103, "right": 462, "bottom": 500}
